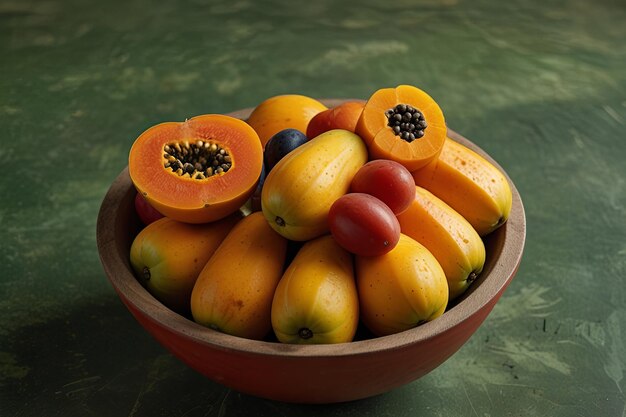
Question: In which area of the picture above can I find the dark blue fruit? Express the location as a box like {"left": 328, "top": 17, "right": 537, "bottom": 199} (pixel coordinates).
{"left": 264, "top": 128, "right": 308, "bottom": 172}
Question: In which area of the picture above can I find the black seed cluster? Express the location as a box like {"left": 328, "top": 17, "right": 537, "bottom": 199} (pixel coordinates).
{"left": 385, "top": 104, "right": 428, "bottom": 142}
{"left": 163, "top": 140, "right": 232, "bottom": 179}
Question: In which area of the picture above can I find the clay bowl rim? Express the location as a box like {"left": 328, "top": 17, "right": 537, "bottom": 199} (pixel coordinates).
{"left": 97, "top": 98, "right": 526, "bottom": 359}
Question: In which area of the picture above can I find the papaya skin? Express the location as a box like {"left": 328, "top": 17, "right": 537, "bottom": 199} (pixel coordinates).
{"left": 271, "top": 235, "right": 359, "bottom": 344}
{"left": 397, "top": 186, "right": 486, "bottom": 300}
{"left": 129, "top": 214, "right": 241, "bottom": 315}
{"left": 356, "top": 234, "right": 449, "bottom": 337}
{"left": 129, "top": 114, "right": 263, "bottom": 224}
{"left": 356, "top": 85, "right": 447, "bottom": 171}
{"left": 190, "top": 212, "right": 288, "bottom": 340}
{"left": 411, "top": 137, "right": 513, "bottom": 236}
{"left": 261, "top": 129, "right": 368, "bottom": 241}
{"left": 246, "top": 94, "right": 328, "bottom": 147}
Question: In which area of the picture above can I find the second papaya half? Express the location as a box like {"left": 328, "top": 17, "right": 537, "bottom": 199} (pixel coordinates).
{"left": 356, "top": 85, "right": 447, "bottom": 171}
{"left": 129, "top": 114, "right": 263, "bottom": 224}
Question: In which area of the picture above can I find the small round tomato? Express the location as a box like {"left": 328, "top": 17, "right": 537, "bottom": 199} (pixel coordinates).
{"left": 135, "top": 192, "right": 164, "bottom": 225}
{"left": 306, "top": 108, "right": 332, "bottom": 139}
{"left": 350, "top": 159, "right": 416, "bottom": 214}
{"left": 328, "top": 193, "right": 400, "bottom": 257}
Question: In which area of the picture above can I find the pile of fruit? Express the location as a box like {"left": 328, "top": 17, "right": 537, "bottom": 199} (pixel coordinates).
{"left": 127, "top": 85, "right": 512, "bottom": 344}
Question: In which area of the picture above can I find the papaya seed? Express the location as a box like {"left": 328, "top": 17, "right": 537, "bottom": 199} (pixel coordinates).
{"left": 385, "top": 103, "right": 427, "bottom": 142}
{"left": 163, "top": 140, "right": 232, "bottom": 179}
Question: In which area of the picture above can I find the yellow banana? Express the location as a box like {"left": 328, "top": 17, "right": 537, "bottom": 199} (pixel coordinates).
{"left": 412, "top": 137, "right": 512, "bottom": 236}
{"left": 397, "top": 186, "right": 486, "bottom": 300}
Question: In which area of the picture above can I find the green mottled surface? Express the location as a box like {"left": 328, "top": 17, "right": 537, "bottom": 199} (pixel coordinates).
{"left": 1, "top": 0, "right": 625, "bottom": 415}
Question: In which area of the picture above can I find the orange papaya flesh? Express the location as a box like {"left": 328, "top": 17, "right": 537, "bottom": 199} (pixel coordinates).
{"left": 129, "top": 114, "right": 263, "bottom": 224}
{"left": 356, "top": 85, "right": 446, "bottom": 171}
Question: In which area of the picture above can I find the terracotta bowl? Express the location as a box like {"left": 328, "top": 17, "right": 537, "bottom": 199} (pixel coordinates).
{"left": 96, "top": 100, "right": 526, "bottom": 404}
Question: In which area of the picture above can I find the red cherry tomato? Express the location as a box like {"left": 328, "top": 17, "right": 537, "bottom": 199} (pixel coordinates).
{"left": 134, "top": 192, "right": 164, "bottom": 225}
{"left": 350, "top": 160, "right": 416, "bottom": 214}
{"left": 328, "top": 193, "right": 400, "bottom": 257}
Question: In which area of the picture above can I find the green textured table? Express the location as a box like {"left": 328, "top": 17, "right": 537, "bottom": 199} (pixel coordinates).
{"left": 1, "top": 0, "right": 625, "bottom": 416}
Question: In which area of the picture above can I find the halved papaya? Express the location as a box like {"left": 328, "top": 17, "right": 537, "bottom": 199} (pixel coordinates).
{"left": 129, "top": 114, "right": 263, "bottom": 224}
{"left": 356, "top": 85, "right": 447, "bottom": 171}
